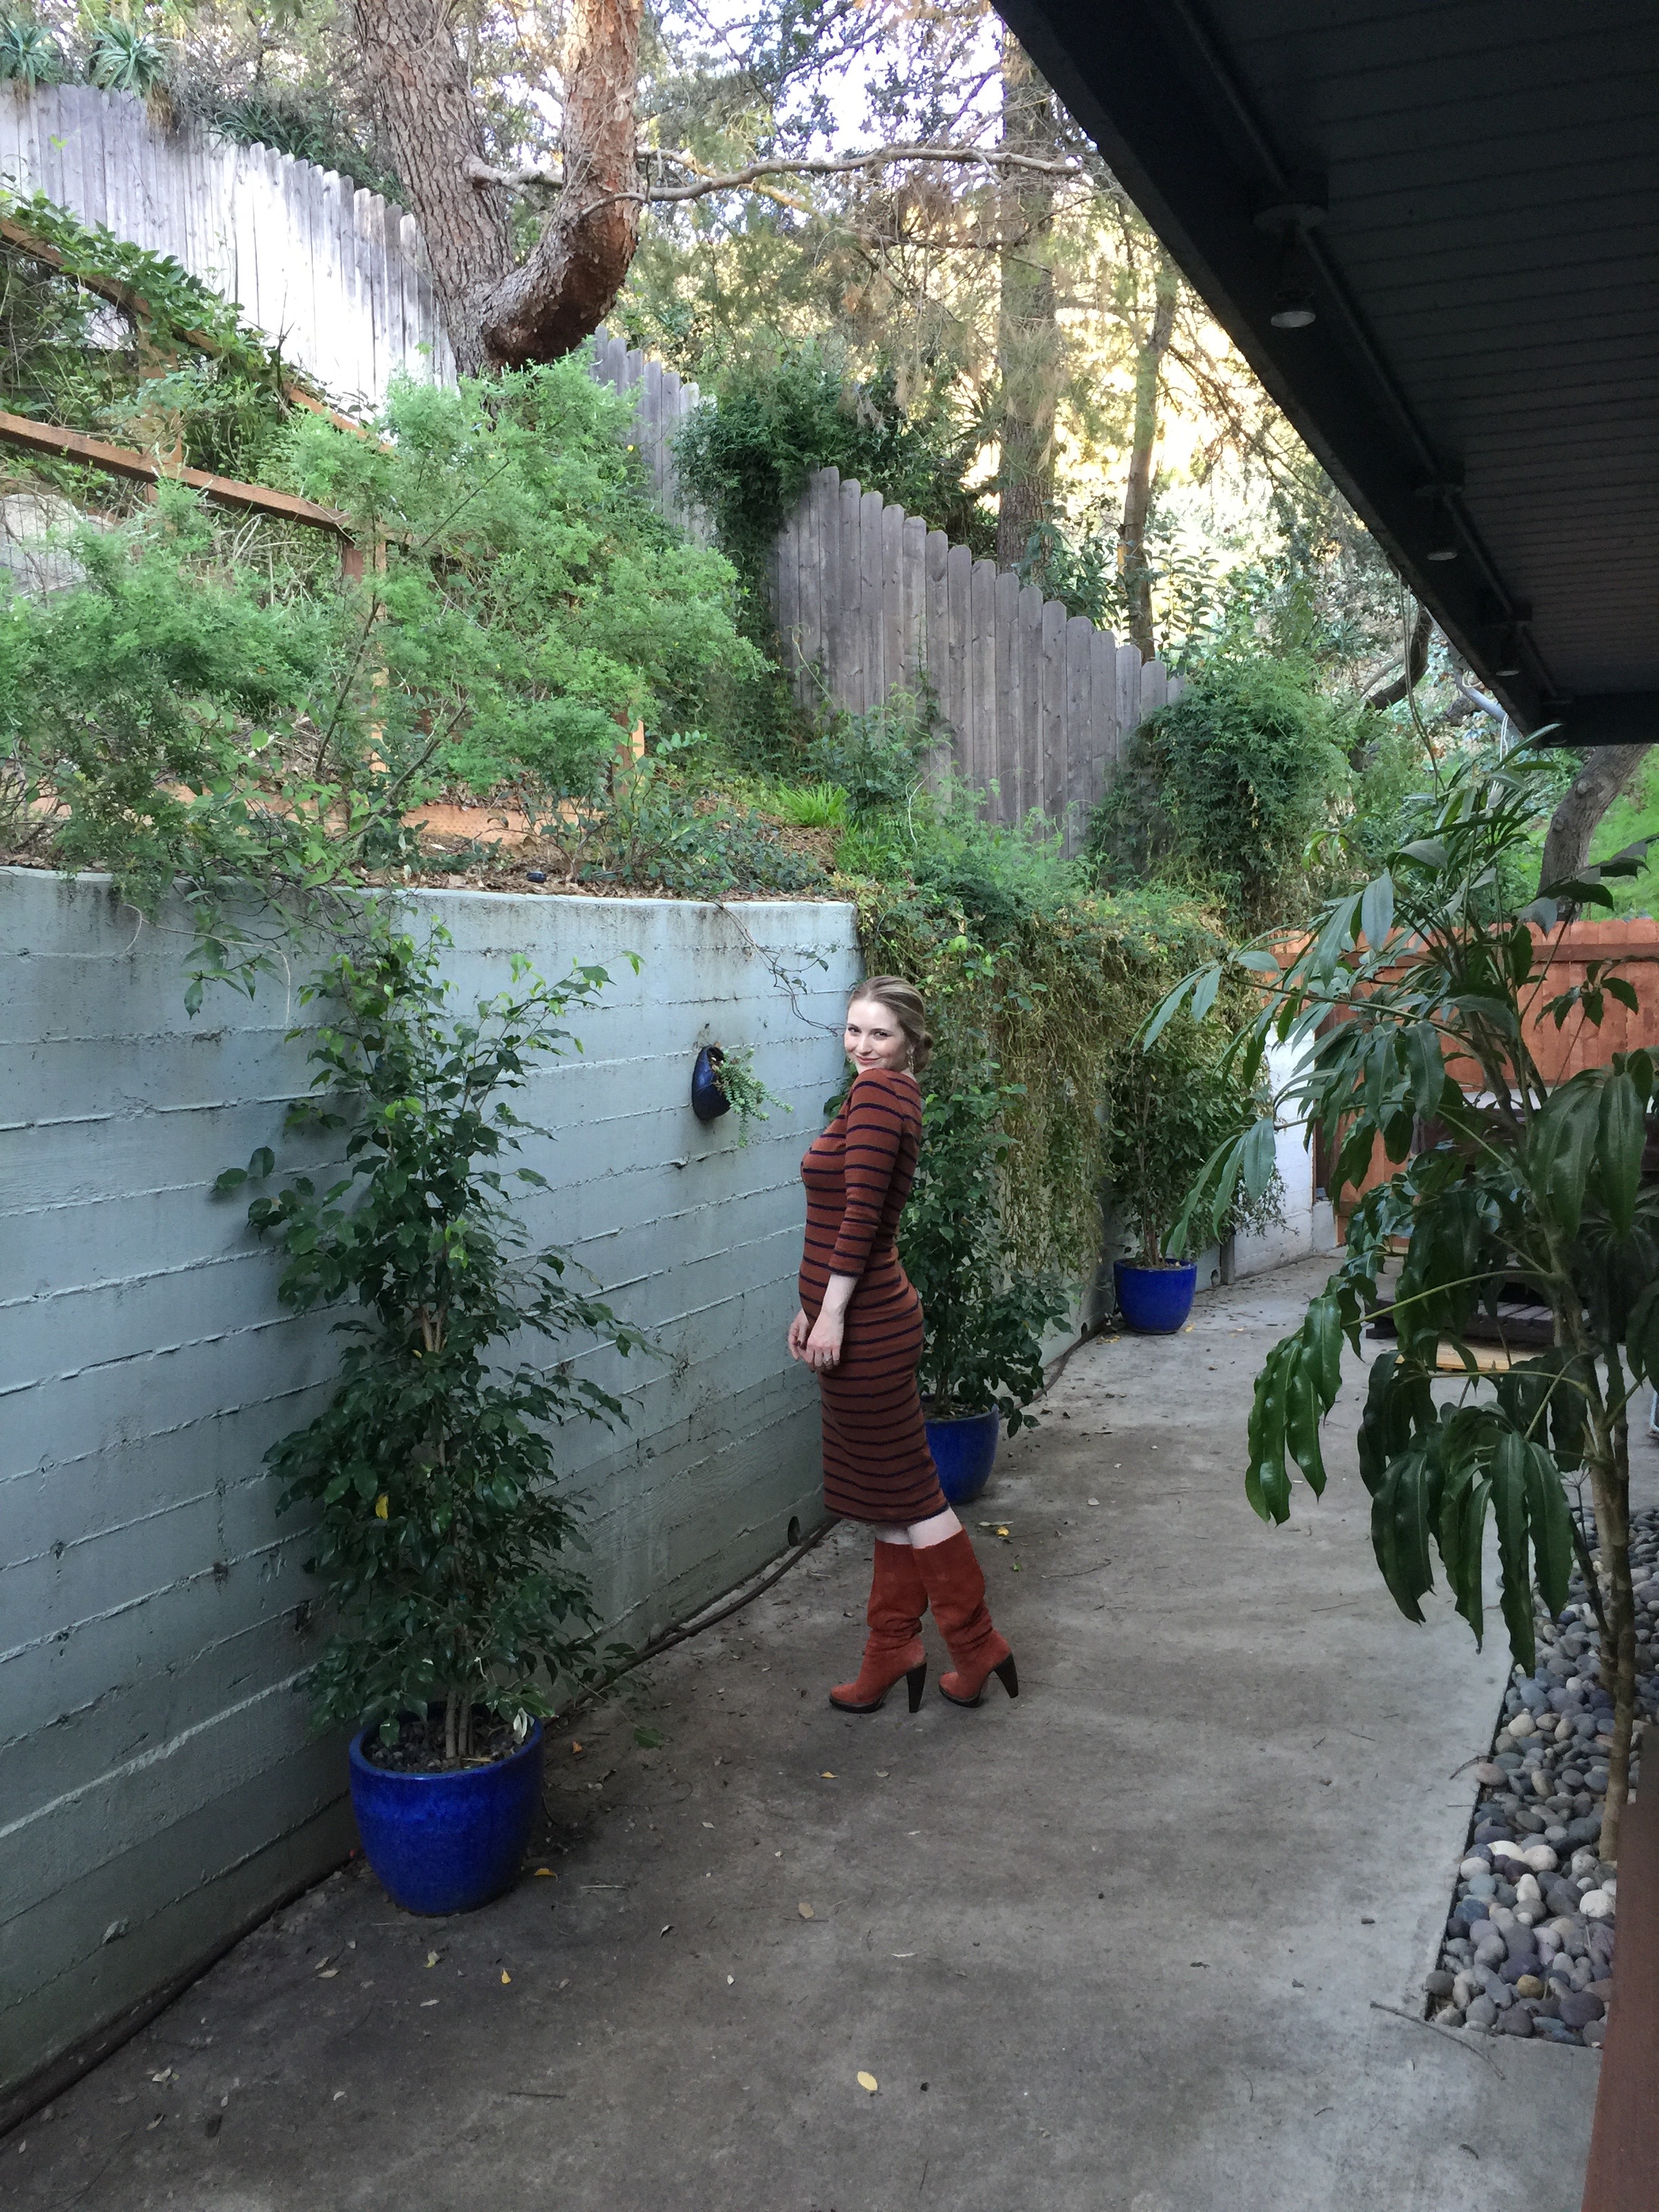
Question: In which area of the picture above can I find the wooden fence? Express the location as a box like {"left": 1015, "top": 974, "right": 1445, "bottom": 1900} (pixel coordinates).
{"left": 773, "top": 466, "right": 1179, "bottom": 844}
{"left": 0, "top": 82, "right": 453, "bottom": 405}
{"left": 1, "top": 85, "right": 1184, "bottom": 838}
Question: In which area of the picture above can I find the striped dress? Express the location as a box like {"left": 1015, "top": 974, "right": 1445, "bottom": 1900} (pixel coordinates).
{"left": 798, "top": 1066, "right": 947, "bottom": 1523}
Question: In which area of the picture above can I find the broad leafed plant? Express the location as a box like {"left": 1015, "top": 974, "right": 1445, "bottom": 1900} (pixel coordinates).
{"left": 1149, "top": 750, "right": 1657, "bottom": 1859}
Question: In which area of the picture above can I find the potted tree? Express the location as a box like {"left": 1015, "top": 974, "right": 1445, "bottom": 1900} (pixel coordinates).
{"left": 899, "top": 1076, "right": 1071, "bottom": 1503}
{"left": 218, "top": 920, "right": 640, "bottom": 1916}
{"left": 1099, "top": 1014, "right": 1280, "bottom": 1332}
{"left": 1154, "top": 748, "right": 1656, "bottom": 1862}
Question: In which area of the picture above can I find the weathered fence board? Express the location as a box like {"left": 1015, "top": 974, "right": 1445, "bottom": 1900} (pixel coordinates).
{"left": 0, "top": 82, "right": 705, "bottom": 535}
{"left": 772, "top": 466, "right": 1183, "bottom": 846}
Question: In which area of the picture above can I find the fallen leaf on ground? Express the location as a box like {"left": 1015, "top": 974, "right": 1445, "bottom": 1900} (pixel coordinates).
{"left": 857, "top": 2072, "right": 879, "bottom": 2093}
{"left": 533, "top": 1867, "right": 555, "bottom": 1879}
{"left": 798, "top": 1903, "right": 815, "bottom": 1919}
{"left": 501, "top": 1971, "right": 512, "bottom": 1985}
{"left": 420, "top": 2000, "right": 438, "bottom": 2008}
{"left": 317, "top": 1968, "right": 338, "bottom": 1979}
{"left": 425, "top": 1952, "right": 439, "bottom": 1967}
{"left": 570, "top": 1741, "right": 583, "bottom": 1755}
{"left": 820, "top": 1771, "right": 836, "bottom": 1779}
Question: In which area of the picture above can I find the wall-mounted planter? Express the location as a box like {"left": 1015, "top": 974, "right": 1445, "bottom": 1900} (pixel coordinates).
{"left": 348, "top": 1721, "right": 544, "bottom": 1915}
{"left": 691, "top": 1044, "right": 730, "bottom": 1122}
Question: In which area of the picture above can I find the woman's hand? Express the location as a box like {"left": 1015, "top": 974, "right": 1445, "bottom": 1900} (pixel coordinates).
{"left": 802, "top": 1310, "right": 845, "bottom": 1372}
{"left": 798, "top": 1273, "right": 855, "bottom": 1372}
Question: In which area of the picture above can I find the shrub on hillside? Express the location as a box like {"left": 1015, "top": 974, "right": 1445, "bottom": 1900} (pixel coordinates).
{"left": 1088, "top": 655, "right": 1353, "bottom": 929}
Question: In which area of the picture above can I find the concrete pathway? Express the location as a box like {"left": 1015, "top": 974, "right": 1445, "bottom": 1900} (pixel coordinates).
{"left": 8, "top": 1260, "right": 1603, "bottom": 2210}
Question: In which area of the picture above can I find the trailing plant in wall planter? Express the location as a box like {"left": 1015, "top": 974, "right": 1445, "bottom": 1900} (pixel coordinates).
{"left": 218, "top": 919, "right": 642, "bottom": 1915}
{"left": 899, "top": 1075, "right": 1070, "bottom": 1504}
{"left": 691, "top": 1041, "right": 791, "bottom": 1143}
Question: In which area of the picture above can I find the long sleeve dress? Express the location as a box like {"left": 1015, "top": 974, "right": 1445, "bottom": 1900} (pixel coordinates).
{"left": 798, "top": 1065, "right": 947, "bottom": 1523}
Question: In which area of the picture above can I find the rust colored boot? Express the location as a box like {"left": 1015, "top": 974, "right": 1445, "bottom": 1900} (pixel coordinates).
{"left": 830, "top": 1541, "right": 928, "bottom": 1713}
{"left": 914, "top": 1530, "right": 1019, "bottom": 1706}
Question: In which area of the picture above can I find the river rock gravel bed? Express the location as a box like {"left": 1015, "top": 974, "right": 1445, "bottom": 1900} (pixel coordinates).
{"left": 1426, "top": 1504, "right": 1659, "bottom": 2045}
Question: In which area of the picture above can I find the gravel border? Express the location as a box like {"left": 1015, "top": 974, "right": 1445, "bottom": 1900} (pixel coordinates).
{"left": 1425, "top": 1505, "right": 1658, "bottom": 2045}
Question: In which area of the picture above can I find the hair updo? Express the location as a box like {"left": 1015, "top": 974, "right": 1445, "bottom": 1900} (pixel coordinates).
{"left": 851, "top": 976, "right": 933, "bottom": 1073}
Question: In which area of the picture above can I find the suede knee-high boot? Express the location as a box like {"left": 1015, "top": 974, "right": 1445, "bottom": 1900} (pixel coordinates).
{"left": 914, "top": 1529, "right": 1019, "bottom": 1706}
{"left": 829, "top": 1541, "right": 929, "bottom": 1713}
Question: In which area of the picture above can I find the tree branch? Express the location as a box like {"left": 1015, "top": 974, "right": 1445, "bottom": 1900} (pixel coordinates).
{"left": 1366, "top": 602, "right": 1433, "bottom": 711}
{"left": 465, "top": 139, "right": 1088, "bottom": 203}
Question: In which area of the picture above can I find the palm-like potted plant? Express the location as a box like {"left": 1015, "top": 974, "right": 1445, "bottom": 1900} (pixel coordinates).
{"left": 899, "top": 1076, "right": 1070, "bottom": 1502}
{"left": 218, "top": 920, "right": 640, "bottom": 1915}
{"left": 1156, "top": 748, "right": 1656, "bottom": 1863}
{"left": 1099, "top": 1014, "right": 1280, "bottom": 1331}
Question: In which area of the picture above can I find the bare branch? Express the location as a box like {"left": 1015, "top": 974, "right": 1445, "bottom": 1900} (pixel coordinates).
{"left": 466, "top": 138, "right": 1087, "bottom": 203}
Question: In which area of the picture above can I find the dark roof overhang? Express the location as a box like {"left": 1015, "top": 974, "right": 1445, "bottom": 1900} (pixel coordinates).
{"left": 997, "top": 0, "right": 1659, "bottom": 745}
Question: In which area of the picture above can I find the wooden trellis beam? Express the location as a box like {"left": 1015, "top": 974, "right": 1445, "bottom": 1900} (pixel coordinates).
{"left": 0, "top": 408, "right": 354, "bottom": 539}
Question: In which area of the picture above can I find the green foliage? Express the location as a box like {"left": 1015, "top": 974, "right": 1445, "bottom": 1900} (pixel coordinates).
{"left": 0, "top": 186, "right": 295, "bottom": 476}
{"left": 288, "top": 366, "right": 758, "bottom": 796}
{"left": 848, "top": 782, "right": 1229, "bottom": 1284}
{"left": 188, "top": 83, "right": 401, "bottom": 200}
{"left": 803, "top": 688, "right": 937, "bottom": 813}
{"left": 1590, "top": 748, "right": 1659, "bottom": 916}
{"left": 535, "top": 743, "right": 829, "bottom": 899}
{"left": 220, "top": 921, "right": 643, "bottom": 1758}
{"left": 768, "top": 779, "right": 849, "bottom": 830}
{"left": 900, "top": 1073, "right": 1071, "bottom": 1427}
{"left": 84, "top": 17, "right": 167, "bottom": 93}
{"left": 674, "top": 345, "right": 993, "bottom": 619}
{"left": 1155, "top": 747, "right": 1657, "bottom": 1855}
{"left": 703, "top": 1041, "right": 792, "bottom": 1143}
{"left": 1090, "top": 654, "right": 1353, "bottom": 929}
{"left": 0, "top": 16, "right": 64, "bottom": 82}
{"left": 1097, "top": 1010, "right": 1280, "bottom": 1264}
{"left": 2, "top": 364, "right": 762, "bottom": 996}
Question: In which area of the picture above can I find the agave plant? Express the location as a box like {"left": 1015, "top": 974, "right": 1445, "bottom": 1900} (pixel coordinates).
{"left": 0, "top": 17, "right": 64, "bottom": 83}
{"left": 85, "top": 17, "right": 168, "bottom": 94}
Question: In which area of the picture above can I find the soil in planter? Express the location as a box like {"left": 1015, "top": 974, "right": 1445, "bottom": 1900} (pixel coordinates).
{"left": 361, "top": 1708, "right": 525, "bottom": 1775}
{"left": 1423, "top": 1502, "right": 1658, "bottom": 2047}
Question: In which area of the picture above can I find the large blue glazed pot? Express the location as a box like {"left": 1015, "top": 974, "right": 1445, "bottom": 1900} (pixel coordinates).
{"left": 924, "top": 1406, "right": 1002, "bottom": 1506}
{"left": 1114, "top": 1259, "right": 1197, "bottom": 1335}
{"left": 348, "top": 1720, "right": 545, "bottom": 1916}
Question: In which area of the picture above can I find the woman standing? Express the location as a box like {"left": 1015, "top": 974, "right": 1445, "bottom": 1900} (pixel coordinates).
{"left": 787, "top": 978, "right": 1019, "bottom": 1715}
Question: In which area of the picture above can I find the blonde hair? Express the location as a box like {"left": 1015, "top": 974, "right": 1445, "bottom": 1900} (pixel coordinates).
{"left": 850, "top": 976, "right": 933, "bottom": 1073}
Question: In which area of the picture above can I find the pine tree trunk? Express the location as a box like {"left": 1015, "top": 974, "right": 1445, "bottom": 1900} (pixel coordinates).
{"left": 1120, "top": 251, "right": 1177, "bottom": 659}
{"left": 1538, "top": 742, "right": 1652, "bottom": 895}
{"left": 355, "top": 0, "right": 641, "bottom": 374}
{"left": 481, "top": 0, "right": 642, "bottom": 366}
{"left": 354, "top": 0, "right": 511, "bottom": 377}
{"left": 994, "top": 35, "right": 1059, "bottom": 573}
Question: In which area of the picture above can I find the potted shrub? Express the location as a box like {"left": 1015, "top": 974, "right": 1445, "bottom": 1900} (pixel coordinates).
{"left": 900, "top": 1076, "right": 1070, "bottom": 1503}
{"left": 218, "top": 920, "right": 640, "bottom": 1916}
{"left": 1099, "top": 1012, "right": 1281, "bottom": 1332}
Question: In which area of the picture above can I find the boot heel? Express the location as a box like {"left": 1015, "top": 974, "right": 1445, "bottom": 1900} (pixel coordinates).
{"left": 905, "top": 1662, "right": 927, "bottom": 1714}
{"left": 994, "top": 1654, "right": 1019, "bottom": 1700}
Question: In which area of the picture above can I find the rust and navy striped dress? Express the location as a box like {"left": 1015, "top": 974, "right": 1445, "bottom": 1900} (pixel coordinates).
{"left": 799, "top": 1066, "right": 947, "bottom": 1523}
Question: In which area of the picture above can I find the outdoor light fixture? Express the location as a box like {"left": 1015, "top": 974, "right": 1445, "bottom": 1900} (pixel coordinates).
{"left": 1416, "top": 480, "right": 1462, "bottom": 564}
{"left": 1254, "top": 182, "right": 1326, "bottom": 333}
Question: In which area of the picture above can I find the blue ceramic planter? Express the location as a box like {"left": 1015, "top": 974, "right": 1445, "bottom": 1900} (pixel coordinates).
{"left": 1114, "top": 1259, "right": 1197, "bottom": 1334}
{"left": 924, "top": 1406, "right": 1002, "bottom": 1506}
{"left": 348, "top": 1720, "right": 544, "bottom": 1916}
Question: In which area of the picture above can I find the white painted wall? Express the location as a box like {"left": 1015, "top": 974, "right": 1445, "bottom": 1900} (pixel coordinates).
{"left": 0, "top": 869, "right": 861, "bottom": 2100}
{"left": 1231, "top": 1038, "right": 1336, "bottom": 1278}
